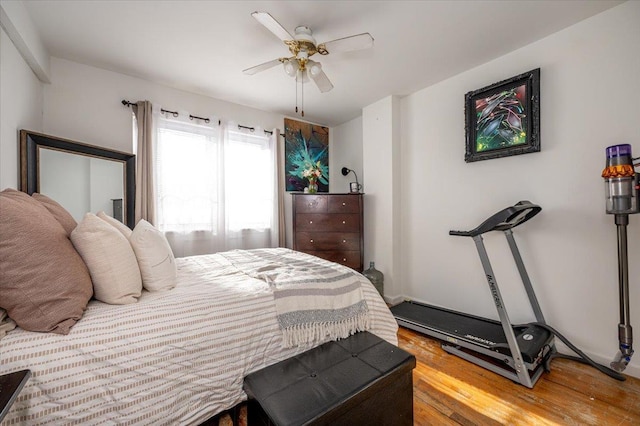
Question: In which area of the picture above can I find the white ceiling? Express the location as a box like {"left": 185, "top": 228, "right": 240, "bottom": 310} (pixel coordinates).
{"left": 23, "top": 0, "right": 621, "bottom": 127}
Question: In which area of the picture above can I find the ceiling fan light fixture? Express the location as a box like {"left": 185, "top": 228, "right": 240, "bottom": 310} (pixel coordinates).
{"left": 283, "top": 60, "right": 297, "bottom": 77}
{"left": 308, "top": 60, "right": 322, "bottom": 77}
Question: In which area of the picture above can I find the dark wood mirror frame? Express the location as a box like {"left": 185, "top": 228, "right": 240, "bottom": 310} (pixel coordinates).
{"left": 20, "top": 130, "right": 136, "bottom": 228}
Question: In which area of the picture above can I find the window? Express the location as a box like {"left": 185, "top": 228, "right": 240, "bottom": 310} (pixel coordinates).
{"left": 225, "top": 128, "right": 274, "bottom": 231}
{"left": 154, "top": 114, "right": 276, "bottom": 256}
{"left": 156, "top": 120, "right": 220, "bottom": 234}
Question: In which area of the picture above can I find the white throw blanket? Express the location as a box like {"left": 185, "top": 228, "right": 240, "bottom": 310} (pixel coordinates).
{"left": 220, "top": 249, "right": 370, "bottom": 347}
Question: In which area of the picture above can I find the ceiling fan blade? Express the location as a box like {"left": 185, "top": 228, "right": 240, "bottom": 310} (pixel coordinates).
{"left": 317, "top": 33, "right": 374, "bottom": 55}
{"left": 251, "top": 12, "right": 293, "bottom": 42}
{"left": 310, "top": 69, "right": 334, "bottom": 93}
{"left": 243, "top": 58, "right": 283, "bottom": 75}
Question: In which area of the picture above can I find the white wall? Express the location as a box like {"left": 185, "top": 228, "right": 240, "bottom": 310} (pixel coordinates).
{"left": 363, "top": 96, "right": 402, "bottom": 299}
{"left": 0, "top": 0, "right": 50, "bottom": 82}
{"left": 380, "top": 1, "right": 639, "bottom": 377}
{"left": 330, "top": 116, "right": 363, "bottom": 194}
{"left": 0, "top": 26, "right": 43, "bottom": 190}
{"left": 43, "top": 57, "right": 288, "bottom": 154}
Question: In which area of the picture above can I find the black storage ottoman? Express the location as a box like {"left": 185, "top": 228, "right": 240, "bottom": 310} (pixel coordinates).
{"left": 243, "top": 331, "right": 416, "bottom": 426}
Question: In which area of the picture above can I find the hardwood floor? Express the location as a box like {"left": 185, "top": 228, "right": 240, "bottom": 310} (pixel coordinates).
{"left": 397, "top": 326, "right": 640, "bottom": 425}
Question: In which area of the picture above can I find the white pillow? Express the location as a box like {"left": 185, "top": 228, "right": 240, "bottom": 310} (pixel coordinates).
{"left": 97, "top": 211, "right": 132, "bottom": 238}
{"left": 130, "top": 219, "right": 177, "bottom": 292}
{"left": 71, "top": 213, "right": 142, "bottom": 304}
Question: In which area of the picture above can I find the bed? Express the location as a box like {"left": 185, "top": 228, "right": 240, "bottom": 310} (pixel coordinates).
{"left": 0, "top": 248, "right": 398, "bottom": 425}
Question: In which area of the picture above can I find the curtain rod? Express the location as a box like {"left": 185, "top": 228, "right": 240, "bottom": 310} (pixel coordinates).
{"left": 121, "top": 100, "right": 213, "bottom": 124}
{"left": 121, "top": 100, "right": 284, "bottom": 136}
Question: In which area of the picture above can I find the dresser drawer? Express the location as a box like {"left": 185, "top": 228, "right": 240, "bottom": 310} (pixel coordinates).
{"left": 295, "top": 232, "right": 360, "bottom": 251}
{"left": 306, "top": 250, "right": 362, "bottom": 271}
{"left": 327, "top": 195, "right": 361, "bottom": 213}
{"left": 323, "top": 251, "right": 362, "bottom": 271}
{"left": 294, "top": 195, "right": 328, "bottom": 213}
{"left": 295, "top": 214, "right": 360, "bottom": 232}
{"left": 293, "top": 194, "right": 364, "bottom": 272}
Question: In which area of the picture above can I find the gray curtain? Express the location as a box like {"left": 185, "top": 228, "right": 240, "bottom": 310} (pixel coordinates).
{"left": 132, "top": 101, "right": 156, "bottom": 225}
{"left": 273, "top": 128, "right": 285, "bottom": 247}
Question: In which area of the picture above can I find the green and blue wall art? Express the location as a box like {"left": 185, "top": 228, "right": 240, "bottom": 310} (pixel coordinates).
{"left": 284, "top": 118, "right": 329, "bottom": 192}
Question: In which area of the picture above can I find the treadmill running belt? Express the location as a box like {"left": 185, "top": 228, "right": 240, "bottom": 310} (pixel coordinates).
{"left": 391, "top": 301, "right": 508, "bottom": 348}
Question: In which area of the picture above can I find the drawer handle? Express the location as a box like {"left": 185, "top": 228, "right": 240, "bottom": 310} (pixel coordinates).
{"left": 342, "top": 220, "right": 346, "bottom": 224}
{"left": 343, "top": 258, "right": 347, "bottom": 262}
{"left": 309, "top": 220, "right": 313, "bottom": 224}
{"left": 342, "top": 239, "right": 346, "bottom": 243}
{"left": 342, "top": 202, "right": 346, "bottom": 206}
{"left": 310, "top": 239, "right": 314, "bottom": 243}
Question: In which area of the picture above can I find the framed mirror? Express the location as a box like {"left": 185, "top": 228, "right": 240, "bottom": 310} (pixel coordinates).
{"left": 20, "top": 130, "right": 136, "bottom": 228}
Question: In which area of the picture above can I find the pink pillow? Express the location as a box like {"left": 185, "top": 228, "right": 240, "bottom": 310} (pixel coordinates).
{"left": 32, "top": 192, "right": 78, "bottom": 236}
{"left": 0, "top": 189, "right": 93, "bottom": 334}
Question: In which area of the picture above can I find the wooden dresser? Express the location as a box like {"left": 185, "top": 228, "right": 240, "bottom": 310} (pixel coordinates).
{"left": 292, "top": 193, "right": 364, "bottom": 272}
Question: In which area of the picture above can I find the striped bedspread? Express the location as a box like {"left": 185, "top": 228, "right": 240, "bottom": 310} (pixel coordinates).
{"left": 0, "top": 248, "right": 397, "bottom": 425}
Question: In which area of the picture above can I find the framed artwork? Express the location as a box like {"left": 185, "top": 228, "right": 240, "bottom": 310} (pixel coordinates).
{"left": 284, "top": 118, "right": 329, "bottom": 192}
{"left": 464, "top": 68, "right": 540, "bottom": 162}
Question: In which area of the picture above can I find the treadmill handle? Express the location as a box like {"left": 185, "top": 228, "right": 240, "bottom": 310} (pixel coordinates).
{"left": 449, "top": 230, "right": 472, "bottom": 237}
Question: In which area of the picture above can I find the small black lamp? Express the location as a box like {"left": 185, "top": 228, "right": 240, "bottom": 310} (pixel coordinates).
{"left": 341, "top": 167, "right": 361, "bottom": 193}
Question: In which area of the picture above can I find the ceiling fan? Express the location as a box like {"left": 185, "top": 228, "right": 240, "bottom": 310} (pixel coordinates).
{"left": 243, "top": 12, "right": 374, "bottom": 116}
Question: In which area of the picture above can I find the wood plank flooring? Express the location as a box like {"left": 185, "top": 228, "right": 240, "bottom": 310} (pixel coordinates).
{"left": 398, "top": 326, "right": 640, "bottom": 425}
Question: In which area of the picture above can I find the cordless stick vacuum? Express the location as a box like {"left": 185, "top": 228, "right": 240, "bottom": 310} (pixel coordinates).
{"left": 602, "top": 144, "right": 640, "bottom": 372}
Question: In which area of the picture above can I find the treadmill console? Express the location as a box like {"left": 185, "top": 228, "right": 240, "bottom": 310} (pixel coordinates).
{"left": 450, "top": 201, "right": 541, "bottom": 237}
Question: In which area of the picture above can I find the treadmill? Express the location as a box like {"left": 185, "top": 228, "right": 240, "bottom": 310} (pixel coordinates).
{"left": 391, "top": 201, "right": 555, "bottom": 388}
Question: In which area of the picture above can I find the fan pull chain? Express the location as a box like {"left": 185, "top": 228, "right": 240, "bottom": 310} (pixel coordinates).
{"left": 295, "top": 71, "right": 299, "bottom": 114}
{"left": 294, "top": 69, "right": 304, "bottom": 117}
